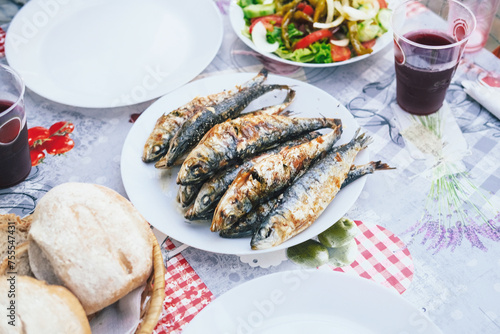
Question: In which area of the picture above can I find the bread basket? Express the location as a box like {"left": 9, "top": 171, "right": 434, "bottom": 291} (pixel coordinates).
{"left": 0, "top": 213, "right": 166, "bottom": 333}
{"left": 135, "top": 229, "right": 166, "bottom": 334}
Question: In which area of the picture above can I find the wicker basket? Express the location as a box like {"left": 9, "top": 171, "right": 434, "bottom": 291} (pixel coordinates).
{"left": 135, "top": 230, "right": 166, "bottom": 334}
{"left": 0, "top": 214, "right": 166, "bottom": 333}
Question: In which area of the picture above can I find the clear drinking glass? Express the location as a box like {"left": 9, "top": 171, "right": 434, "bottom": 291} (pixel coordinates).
{"left": 392, "top": 0, "right": 476, "bottom": 115}
{"left": 0, "top": 63, "right": 31, "bottom": 188}
{"left": 462, "top": 0, "right": 500, "bottom": 52}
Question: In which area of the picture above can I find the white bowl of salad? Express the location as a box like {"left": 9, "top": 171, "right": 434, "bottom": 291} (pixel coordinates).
{"left": 229, "top": 0, "right": 393, "bottom": 67}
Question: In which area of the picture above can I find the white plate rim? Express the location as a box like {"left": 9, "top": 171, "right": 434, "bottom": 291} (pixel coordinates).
{"left": 120, "top": 71, "right": 369, "bottom": 255}
{"left": 183, "top": 270, "right": 443, "bottom": 333}
{"left": 228, "top": 0, "right": 393, "bottom": 68}
{"left": 5, "top": 0, "right": 223, "bottom": 108}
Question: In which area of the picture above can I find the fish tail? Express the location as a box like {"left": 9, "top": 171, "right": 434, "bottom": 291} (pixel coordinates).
{"left": 242, "top": 68, "right": 268, "bottom": 89}
{"left": 322, "top": 117, "right": 342, "bottom": 129}
{"left": 251, "top": 87, "right": 296, "bottom": 117}
{"left": 351, "top": 129, "right": 373, "bottom": 150}
{"left": 371, "top": 160, "right": 396, "bottom": 171}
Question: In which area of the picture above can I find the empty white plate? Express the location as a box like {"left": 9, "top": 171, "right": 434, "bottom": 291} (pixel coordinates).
{"left": 5, "top": 0, "right": 223, "bottom": 108}
{"left": 183, "top": 270, "right": 443, "bottom": 334}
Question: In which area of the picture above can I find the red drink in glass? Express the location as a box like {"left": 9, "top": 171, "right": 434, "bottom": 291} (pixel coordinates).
{"left": 391, "top": 0, "right": 476, "bottom": 116}
{"left": 0, "top": 64, "right": 31, "bottom": 189}
{"left": 395, "top": 31, "right": 458, "bottom": 115}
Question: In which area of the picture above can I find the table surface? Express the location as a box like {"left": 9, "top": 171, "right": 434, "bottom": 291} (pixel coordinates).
{"left": 1, "top": 1, "right": 500, "bottom": 333}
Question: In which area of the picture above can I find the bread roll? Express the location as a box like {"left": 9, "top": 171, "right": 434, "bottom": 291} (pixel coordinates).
{"left": 0, "top": 275, "right": 90, "bottom": 333}
{"left": 28, "top": 182, "right": 153, "bottom": 315}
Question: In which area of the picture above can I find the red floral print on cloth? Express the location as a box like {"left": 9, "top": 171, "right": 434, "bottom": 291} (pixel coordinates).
{"left": 28, "top": 121, "right": 75, "bottom": 166}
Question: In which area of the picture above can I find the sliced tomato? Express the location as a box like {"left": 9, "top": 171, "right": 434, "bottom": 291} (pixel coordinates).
{"left": 361, "top": 39, "right": 377, "bottom": 49}
{"left": 249, "top": 15, "right": 283, "bottom": 34}
{"left": 297, "top": 3, "right": 314, "bottom": 16}
{"left": 29, "top": 147, "right": 45, "bottom": 166}
{"left": 49, "top": 121, "right": 75, "bottom": 136}
{"left": 294, "top": 29, "right": 333, "bottom": 50}
{"left": 43, "top": 135, "right": 75, "bottom": 155}
{"left": 27, "top": 126, "right": 50, "bottom": 147}
{"left": 376, "top": 0, "right": 388, "bottom": 9}
{"left": 302, "top": 4, "right": 314, "bottom": 16}
{"left": 331, "top": 44, "right": 351, "bottom": 62}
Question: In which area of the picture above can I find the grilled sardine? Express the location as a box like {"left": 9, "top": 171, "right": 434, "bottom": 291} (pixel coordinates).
{"left": 184, "top": 132, "right": 321, "bottom": 220}
{"left": 178, "top": 115, "right": 341, "bottom": 185}
{"left": 164, "top": 72, "right": 293, "bottom": 167}
{"left": 251, "top": 131, "right": 372, "bottom": 250}
{"left": 142, "top": 69, "right": 269, "bottom": 163}
{"left": 219, "top": 160, "right": 393, "bottom": 238}
{"left": 211, "top": 124, "right": 343, "bottom": 232}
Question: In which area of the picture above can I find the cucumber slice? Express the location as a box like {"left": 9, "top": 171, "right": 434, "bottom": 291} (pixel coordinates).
{"left": 327, "top": 239, "right": 359, "bottom": 267}
{"left": 318, "top": 217, "right": 359, "bottom": 248}
{"left": 357, "top": 19, "right": 383, "bottom": 42}
{"left": 287, "top": 239, "right": 329, "bottom": 268}
{"left": 242, "top": 4, "right": 276, "bottom": 19}
{"left": 239, "top": 0, "right": 255, "bottom": 7}
{"left": 376, "top": 8, "right": 392, "bottom": 32}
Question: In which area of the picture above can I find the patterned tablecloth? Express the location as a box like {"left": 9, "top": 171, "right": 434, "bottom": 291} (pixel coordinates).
{"left": 1, "top": 1, "right": 500, "bottom": 333}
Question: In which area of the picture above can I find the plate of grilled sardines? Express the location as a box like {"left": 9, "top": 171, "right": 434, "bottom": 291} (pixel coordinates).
{"left": 121, "top": 69, "right": 382, "bottom": 255}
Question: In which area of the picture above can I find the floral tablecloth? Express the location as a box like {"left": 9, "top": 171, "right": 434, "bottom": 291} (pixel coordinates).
{"left": 1, "top": 1, "right": 500, "bottom": 333}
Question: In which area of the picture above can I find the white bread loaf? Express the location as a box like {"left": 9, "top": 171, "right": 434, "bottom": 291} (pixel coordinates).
{"left": 0, "top": 275, "right": 90, "bottom": 334}
{"left": 28, "top": 182, "right": 153, "bottom": 315}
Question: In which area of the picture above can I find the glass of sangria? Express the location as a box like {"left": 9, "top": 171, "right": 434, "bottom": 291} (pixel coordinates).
{"left": 392, "top": 0, "right": 476, "bottom": 115}
{"left": 0, "top": 63, "right": 31, "bottom": 188}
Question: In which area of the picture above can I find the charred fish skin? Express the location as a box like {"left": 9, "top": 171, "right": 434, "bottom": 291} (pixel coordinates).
{"left": 219, "top": 198, "right": 278, "bottom": 239}
{"left": 164, "top": 82, "right": 292, "bottom": 168}
{"left": 143, "top": 69, "right": 268, "bottom": 163}
{"left": 251, "top": 131, "right": 372, "bottom": 250}
{"left": 211, "top": 124, "right": 343, "bottom": 232}
{"left": 142, "top": 97, "right": 216, "bottom": 163}
{"left": 221, "top": 160, "right": 394, "bottom": 238}
{"left": 154, "top": 89, "right": 296, "bottom": 169}
{"left": 177, "top": 115, "right": 342, "bottom": 185}
{"left": 185, "top": 132, "right": 321, "bottom": 221}
{"left": 177, "top": 184, "right": 203, "bottom": 208}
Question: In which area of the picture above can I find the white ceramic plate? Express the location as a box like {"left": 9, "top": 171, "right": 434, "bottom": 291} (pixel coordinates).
{"left": 120, "top": 72, "right": 368, "bottom": 255}
{"left": 229, "top": 1, "right": 393, "bottom": 68}
{"left": 183, "top": 270, "right": 443, "bottom": 334}
{"left": 5, "top": 0, "right": 223, "bottom": 108}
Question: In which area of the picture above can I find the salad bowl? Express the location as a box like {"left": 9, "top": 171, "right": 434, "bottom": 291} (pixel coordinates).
{"left": 229, "top": 0, "right": 394, "bottom": 67}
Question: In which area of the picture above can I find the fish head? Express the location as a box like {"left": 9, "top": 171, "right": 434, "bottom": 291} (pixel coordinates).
{"left": 195, "top": 191, "right": 216, "bottom": 213}
{"left": 251, "top": 224, "right": 279, "bottom": 250}
{"left": 142, "top": 141, "right": 165, "bottom": 162}
{"left": 177, "top": 157, "right": 211, "bottom": 184}
{"left": 166, "top": 141, "right": 187, "bottom": 167}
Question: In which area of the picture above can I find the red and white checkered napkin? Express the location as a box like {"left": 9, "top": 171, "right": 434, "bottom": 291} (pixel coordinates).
{"left": 330, "top": 220, "right": 414, "bottom": 294}
{"left": 153, "top": 240, "right": 214, "bottom": 334}
{"left": 0, "top": 27, "right": 5, "bottom": 57}
{"left": 153, "top": 221, "right": 414, "bottom": 333}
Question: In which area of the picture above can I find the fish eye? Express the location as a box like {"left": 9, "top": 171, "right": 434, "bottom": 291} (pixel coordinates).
{"left": 191, "top": 163, "right": 204, "bottom": 174}
{"left": 258, "top": 227, "right": 270, "bottom": 238}
{"left": 201, "top": 195, "right": 210, "bottom": 205}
